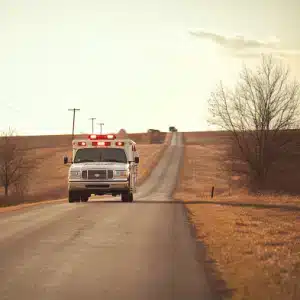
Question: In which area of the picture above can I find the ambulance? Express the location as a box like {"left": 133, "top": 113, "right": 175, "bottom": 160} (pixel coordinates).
{"left": 63, "top": 134, "right": 139, "bottom": 203}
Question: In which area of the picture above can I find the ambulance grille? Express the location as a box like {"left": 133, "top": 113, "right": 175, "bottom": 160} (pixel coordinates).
{"left": 87, "top": 170, "right": 106, "bottom": 180}
{"left": 87, "top": 170, "right": 114, "bottom": 180}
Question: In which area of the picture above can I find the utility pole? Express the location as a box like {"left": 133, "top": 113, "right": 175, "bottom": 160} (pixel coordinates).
{"left": 97, "top": 122, "right": 104, "bottom": 134}
{"left": 68, "top": 108, "right": 80, "bottom": 140}
{"left": 89, "top": 117, "right": 96, "bottom": 133}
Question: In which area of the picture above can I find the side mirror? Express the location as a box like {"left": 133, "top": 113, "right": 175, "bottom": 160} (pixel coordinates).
{"left": 63, "top": 156, "right": 68, "bottom": 164}
{"left": 134, "top": 157, "right": 139, "bottom": 164}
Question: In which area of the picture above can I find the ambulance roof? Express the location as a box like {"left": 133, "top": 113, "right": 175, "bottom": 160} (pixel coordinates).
{"left": 72, "top": 134, "right": 137, "bottom": 148}
{"left": 74, "top": 134, "right": 135, "bottom": 141}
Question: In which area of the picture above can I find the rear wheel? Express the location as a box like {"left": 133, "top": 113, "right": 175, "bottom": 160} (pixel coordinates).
{"left": 121, "top": 193, "right": 127, "bottom": 202}
{"left": 68, "top": 191, "right": 80, "bottom": 203}
{"left": 128, "top": 192, "right": 133, "bottom": 202}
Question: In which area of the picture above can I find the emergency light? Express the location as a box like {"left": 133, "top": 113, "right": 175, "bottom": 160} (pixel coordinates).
{"left": 92, "top": 141, "right": 111, "bottom": 146}
{"left": 77, "top": 141, "right": 86, "bottom": 146}
{"left": 88, "top": 134, "right": 116, "bottom": 140}
{"left": 74, "top": 134, "right": 130, "bottom": 148}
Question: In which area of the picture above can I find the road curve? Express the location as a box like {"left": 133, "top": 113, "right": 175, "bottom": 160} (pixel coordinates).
{"left": 0, "top": 132, "right": 214, "bottom": 300}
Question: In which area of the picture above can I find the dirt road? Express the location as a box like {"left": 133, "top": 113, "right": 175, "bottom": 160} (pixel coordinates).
{"left": 0, "top": 132, "right": 214, "bottom": 300}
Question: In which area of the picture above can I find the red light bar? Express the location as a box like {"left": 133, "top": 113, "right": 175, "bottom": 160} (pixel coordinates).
{"left": 78, "top": 141, "right": 87, "bottom": 146}
{"left": 92, "top": 141, "right": 111, "bottom": 146}
{"left": 115, "top": 141, "right": 124, "bottom": 146}
{"left": 88, "top": 134, "right": 116, "bottom": 140}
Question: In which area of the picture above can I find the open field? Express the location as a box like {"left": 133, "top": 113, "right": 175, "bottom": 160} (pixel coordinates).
{"left": 183, "top": 130, "right": 300, "bottom": 194}
{"left": 0, "top": 132, "right": 168, "bottom": 207}
{"left": 174, "top": 131, "right": 300, "bottom": 300}
{"left": 4, "top": 131, "right": 167, "bottom": 149}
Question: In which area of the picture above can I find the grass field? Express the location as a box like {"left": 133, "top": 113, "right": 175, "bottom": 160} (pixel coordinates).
{"left": 174, "top": 131, "right": 300, "bottom": 300}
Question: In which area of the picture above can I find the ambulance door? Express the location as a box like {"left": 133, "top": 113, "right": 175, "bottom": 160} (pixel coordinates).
{"left": 132, "top": 144, "right": 139, "bottom": 193}
{"left": 129, "top": 144, "right": 137, "bottom": 193}
{"left": 72, "top": 148, "right": 77, "bottom": 163}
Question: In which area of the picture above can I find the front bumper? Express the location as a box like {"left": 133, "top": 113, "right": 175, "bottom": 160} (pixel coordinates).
{"left": 68, "top": 180, "right": 129, "bottom": 193}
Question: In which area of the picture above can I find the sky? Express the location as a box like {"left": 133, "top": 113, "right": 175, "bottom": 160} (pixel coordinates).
{"left": 1, "top": 0, "right": 300, "bottom": 135}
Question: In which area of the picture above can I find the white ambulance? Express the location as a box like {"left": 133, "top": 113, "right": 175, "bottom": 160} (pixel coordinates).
{"left": 63, "top": 134, "right": 140, "bottom": 203}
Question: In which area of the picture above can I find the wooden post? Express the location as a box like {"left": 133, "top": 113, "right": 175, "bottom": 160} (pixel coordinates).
{"left": 211, "top": 186, "right": 215, "bottom": 198}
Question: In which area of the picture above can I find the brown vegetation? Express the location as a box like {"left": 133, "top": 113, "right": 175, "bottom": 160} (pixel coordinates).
{"left": 136, "top": 133, "right": 171, "bottom": 186}
{"left": 184, "top": 204, "right": 300, "bottom": 300}
{"left": 0, "top": 130, "right": 36, "bottom": 197}
{"left": 174, "top": 131, "right": 300, "bottom": 299}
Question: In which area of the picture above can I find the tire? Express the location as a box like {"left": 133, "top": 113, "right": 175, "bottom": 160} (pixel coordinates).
{"left": 121, "top": 193, "right": 128, "bottom": 202}
{"left": 128, "top": 192, "right": 133, "bottom": 202}
{"left": 68, "top": 191, "right": 80, "bottom": 203}
{"left": 121, "top": 176, "right": 134, "bottom": 202}
{"left": 121, "top": 192, "right": 133, "bottom": 202}
{"left": 81, "top": 195, "right": 89, "bottom": 202}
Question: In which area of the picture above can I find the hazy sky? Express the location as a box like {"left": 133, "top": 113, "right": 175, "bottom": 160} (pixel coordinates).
{"left": 1, "top": 0, "right": 300, "bottom": 135}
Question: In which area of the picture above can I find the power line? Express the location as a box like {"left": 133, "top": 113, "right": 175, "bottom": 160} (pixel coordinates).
{"left": 68, "top": 108, "right": 80, "bottom": 140}
{"left": 89, "top": 117, "right": 96, "bottom": 133}
{"left": 97, "top": 122, "right": 104, "bottom": 134}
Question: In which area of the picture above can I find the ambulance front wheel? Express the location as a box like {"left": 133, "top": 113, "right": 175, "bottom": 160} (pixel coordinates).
{"left": 121, "top": 191, "right": 133, "bottom": 202}
{"left": 128, "top": 192, "right": 133, "bottom": 202}
{"left": 68, "top": 191, "right": 80, "bottom": 203}
{"left": 81, "top": 195, "right": 89, "bottom": 202}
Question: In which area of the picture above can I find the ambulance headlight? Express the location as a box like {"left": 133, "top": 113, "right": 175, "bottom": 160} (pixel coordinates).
{"left": 69, "top": 170, "right": 81, "bottom": 179}
{"left": 114, "top": 170, "right": 129, "bottom": 178}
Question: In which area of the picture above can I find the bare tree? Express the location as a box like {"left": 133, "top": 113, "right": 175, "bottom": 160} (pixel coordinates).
{"left": 208, "top": 55, "right": 300, "bottom": 191}
{"left": 0, "top": 128, "right": 35, "bottom": 197}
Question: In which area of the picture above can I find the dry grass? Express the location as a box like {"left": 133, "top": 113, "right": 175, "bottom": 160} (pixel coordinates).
{"left": 136, "top": 132, "right": 171, "bottom": 185}
{"left": 175, "top": 144, "right": 229, "bottom": 199}
{"left": 183, "top": 204, "right": 300, "bottom": 300}
{"left": 174, "top": 131, "right": 300, "bottom": 300}
{"left": 136, "top": 144, "right": 168, "bottom": 186}
{"left": 184, "top": 130, "right": 300, "bottom": 194}
{"left": 3, "top": 132, "right": 167, "bottom": 148}
{"left": 0, "top": 199, "right": 66, "bottom": 213}
{"left": 0, "top": 132, "right": 169, "bottom": 208}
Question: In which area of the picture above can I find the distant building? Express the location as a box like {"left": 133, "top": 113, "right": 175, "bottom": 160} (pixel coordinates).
{"left": 147, "top": 129, "right": 160, "bottom": 133}
{"left": 169, "top": 126, "right": 177, "bottom": 132}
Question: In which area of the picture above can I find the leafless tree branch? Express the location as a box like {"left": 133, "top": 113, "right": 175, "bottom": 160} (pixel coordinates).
{"left": 208, "top": 54, "right": 300, "bottom": 192}
{"left": 0, "top": 129, "right": 36, "bottom": 198}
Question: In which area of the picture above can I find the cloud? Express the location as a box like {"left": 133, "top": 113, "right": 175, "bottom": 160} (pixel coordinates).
{"left": 189, "top": 30, "right": 279, "bottom": 50}
{"left": 189, "top": 29, "right": 300, "bottom": 58}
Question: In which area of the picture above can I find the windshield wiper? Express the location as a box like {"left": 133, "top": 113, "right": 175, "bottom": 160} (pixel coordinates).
{"left": 103, "top": 159, "right": 124, "bottom": 163}
{"left": 75, "top": 159, "right": 95, "bottom": 163}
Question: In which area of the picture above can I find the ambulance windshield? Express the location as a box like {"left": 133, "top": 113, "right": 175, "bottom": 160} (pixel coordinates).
{"left": 74, "top": 148, "right": 128, "bottom": 164}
